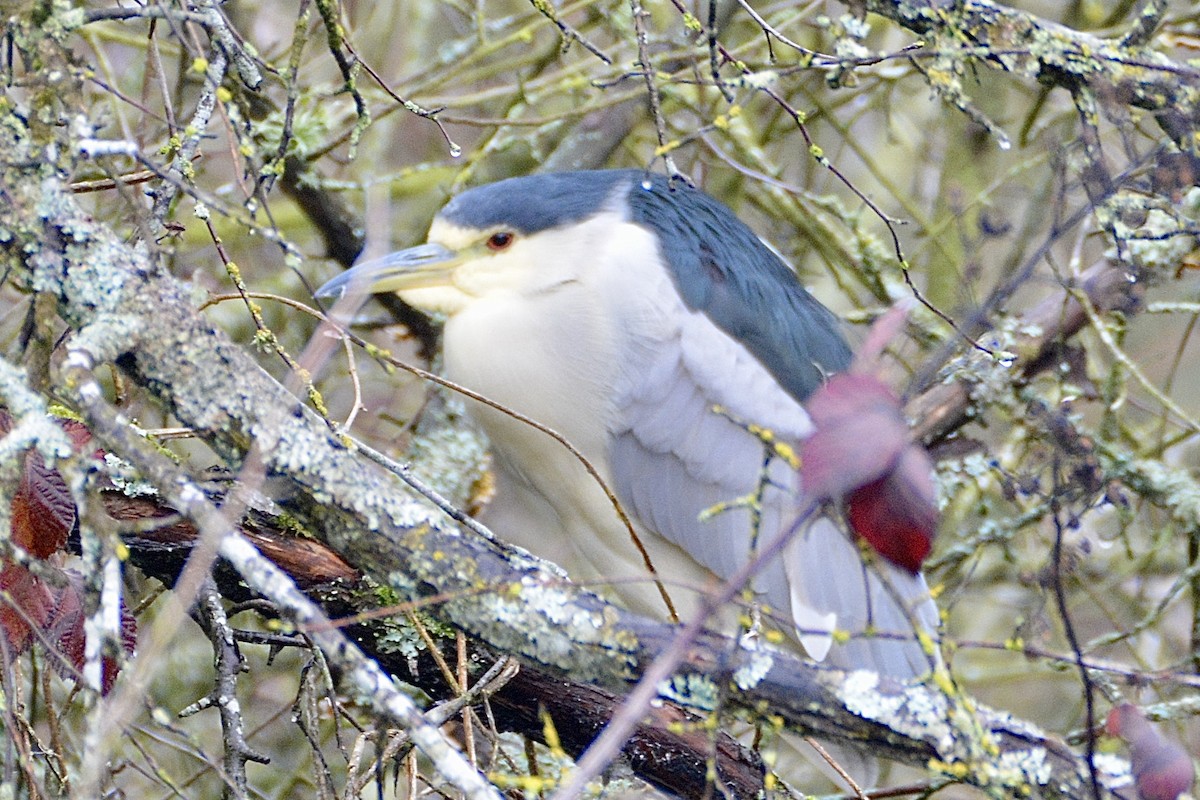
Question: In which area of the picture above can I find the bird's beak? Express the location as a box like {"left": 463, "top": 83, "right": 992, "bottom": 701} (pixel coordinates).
{"left": 315, "top": 243, "right": 461, "bottom": 300}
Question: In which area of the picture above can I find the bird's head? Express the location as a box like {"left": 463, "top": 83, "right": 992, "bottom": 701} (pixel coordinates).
{"left": 315, "top": 172, "right": 636, "bottom": 316}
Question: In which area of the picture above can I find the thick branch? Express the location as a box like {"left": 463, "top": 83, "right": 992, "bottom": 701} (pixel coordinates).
{"left": 102, "top": 489, "right": 766, "bottom": 798}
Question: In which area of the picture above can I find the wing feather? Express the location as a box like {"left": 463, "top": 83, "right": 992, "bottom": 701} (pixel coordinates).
{"left": 609, "top": 256, "right": 935, "bottom": 679}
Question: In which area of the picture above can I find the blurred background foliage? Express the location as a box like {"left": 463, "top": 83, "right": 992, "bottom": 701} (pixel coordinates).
{"left": 4, "top": 0, "right": 1200, "bottom": 796}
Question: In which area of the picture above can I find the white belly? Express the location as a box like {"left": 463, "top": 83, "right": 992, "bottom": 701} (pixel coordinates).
{"left": 441, "top": 284, "right": 718, "bottom": 621}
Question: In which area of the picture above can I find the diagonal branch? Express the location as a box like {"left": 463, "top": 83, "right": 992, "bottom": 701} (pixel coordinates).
{"left": 865, "top": 0, "right": 1200, "bottom": 152}
{"left": 908, "top": 260, "right": 1140, "bottom": 445}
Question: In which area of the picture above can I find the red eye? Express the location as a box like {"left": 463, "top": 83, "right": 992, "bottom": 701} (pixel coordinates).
{"left": 486, "top": 231, "right": 515, "bottom": 251}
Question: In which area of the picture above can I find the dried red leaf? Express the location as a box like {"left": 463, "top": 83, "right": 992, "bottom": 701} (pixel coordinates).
{"left": 1, "top": 408, "right": 92, "bottom": 559}
{"left": 851, "top": 302, "right": 912, "bottom": 372}
{"left": 799, "top": 306, "right": 939, "bottom": 574}
{"left": 845, "top": 448, "right": 938, "bottom": 573}
{"left": 1107, "top": 704, "right": 1195, "bottom": 800}
{"left": 801, "top": 374, "right": 908, "bottom": 498}
{"left": 60, "top": 420, "right": 93, "bottom": 452}
{"left": 12, "top": 449, "right": 74, "bottom": 558}
{"left": 0, "top": 562, "right": 53, "bottom": 652}
{"left": 48, "top": 571, "right": 137, "bottom": 693}
{"left": 0, "top": 410, "right": 129, "bottom": 690}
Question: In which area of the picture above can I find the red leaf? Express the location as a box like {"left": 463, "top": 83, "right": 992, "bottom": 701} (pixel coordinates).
{"left": 48, "top": 571, "right": 136, "bottom": 693}
{"left": 0, "top": 410, "right": 127, "bottom": 688}
{"left": 851, "top": 302, "right": 912, "bottom": 372}
{"left": 846, "top": 447, "right": 937, "bottom": 574}
{"left": 60, "top": 420, "right": 93, "bottom": 452}
{"left": 0, "top": 562, "right": 53, "bottom": 652}
{"left": 0, "top": 408, "right": 88, "bottom": 559}
{"left": 798, "top": 306, "right": 940, "bottom": 573}
{"left": 800, "top": 374, "right": 908, "bottom": 498}
{"left": 1107, "top": 704, "right": 1195, "bottom": 800}
{"left": 12, "top": 449, "right": 74, "bottom": 558}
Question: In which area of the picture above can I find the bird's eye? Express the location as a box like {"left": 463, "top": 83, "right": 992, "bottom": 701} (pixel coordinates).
{"left": 486, "top": 231, "right": 515, "bottom": 251}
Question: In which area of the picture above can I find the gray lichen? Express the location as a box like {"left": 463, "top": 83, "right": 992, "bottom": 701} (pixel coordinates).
{"left": 0, "top": 358, "right": 74, "bottom": 472}
{"left": 658, "top": 672, "right": 721, "bottom": 712}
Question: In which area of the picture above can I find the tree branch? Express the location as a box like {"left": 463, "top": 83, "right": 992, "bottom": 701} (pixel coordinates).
{"left": 865, "top": 0, "right": 1199, "bottom": 152}
{"left": 909, "top": 260, "right": 1142, "bottom": 445}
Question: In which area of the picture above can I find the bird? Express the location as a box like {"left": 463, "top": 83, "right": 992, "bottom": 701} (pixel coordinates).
{"left": 317, "top": 168, "right": 937, "bottom": 695}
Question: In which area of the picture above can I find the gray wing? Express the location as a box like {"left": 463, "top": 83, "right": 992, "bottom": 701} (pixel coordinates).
{"left": 626, "top": 172, "right": 854, "bottom": 400}
{"left": 609, "top": 266, "right": 935, "bottom": 679}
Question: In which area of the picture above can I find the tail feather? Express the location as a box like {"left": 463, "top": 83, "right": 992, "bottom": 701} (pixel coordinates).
{"left": 784, "top": 516, "right": 938, "bottom": 679}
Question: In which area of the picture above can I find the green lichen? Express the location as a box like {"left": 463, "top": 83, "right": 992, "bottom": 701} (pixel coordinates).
{"left": 731, "top": 647, "right": 774, "bottom": 691}
{"left": 374, "top": 610, "right": 450, "bottom": 662}
{"left": 103, "top": 453, "right": 158, "bottom": 498}
{"left": 1105, "top": 187, "right": 1200, "bottom": 274}
{"left": 0, "top": 359, "right": 74, "bottom": 471}
{"left": 407, "top": 393, "right": 488, "bottom": 510}
{"left": 658, "top": 672, "right": 720, "bottom": 712}
{"left": 1104, "top": 453, "right": 1200, "bottom": 529}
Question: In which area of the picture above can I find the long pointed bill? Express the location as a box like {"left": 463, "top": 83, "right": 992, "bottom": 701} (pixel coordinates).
{"left": 315, "top": 243, "right": 461, "bottom": 299}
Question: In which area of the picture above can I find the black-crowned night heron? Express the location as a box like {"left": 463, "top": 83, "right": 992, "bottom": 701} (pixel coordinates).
{"left": 318, "top": 169, "right": 936, "bottom": 683}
